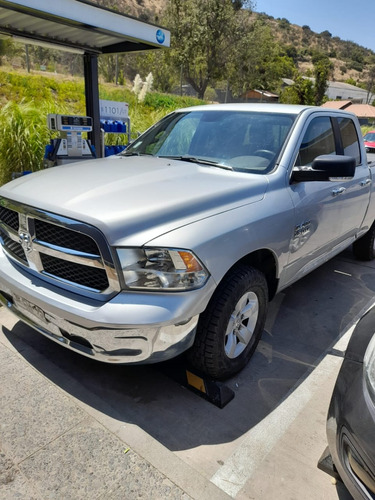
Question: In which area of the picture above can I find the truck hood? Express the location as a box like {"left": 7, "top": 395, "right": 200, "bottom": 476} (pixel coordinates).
{"left": 0, "top": 156, "right": 268, "bottom": 246}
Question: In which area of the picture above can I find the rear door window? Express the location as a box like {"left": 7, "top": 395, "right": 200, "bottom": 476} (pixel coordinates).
{"left": 337, "top": 117, "right": 361, "bottom": 166}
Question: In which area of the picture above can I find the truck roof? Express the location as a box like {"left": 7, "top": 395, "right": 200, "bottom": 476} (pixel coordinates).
{"left": 176, "top": 103, "right": 354, "bottom": 117}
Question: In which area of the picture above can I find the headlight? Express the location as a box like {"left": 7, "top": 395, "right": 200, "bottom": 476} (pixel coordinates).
{"left": 364, "top": 333, "right": 375, "bottom": 405}
{"left": 116, "top": 247, "right": 209, "bottom": 291}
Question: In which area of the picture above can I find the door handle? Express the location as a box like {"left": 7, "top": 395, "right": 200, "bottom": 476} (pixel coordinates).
{"left": 332, "top": 187, "right": 346, "bottom": 196}
{"left": 361, "top": 178, "right": 372, "bottom": 186}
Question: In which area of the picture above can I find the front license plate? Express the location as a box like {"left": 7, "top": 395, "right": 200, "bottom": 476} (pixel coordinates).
{"left": 14, "top": 294, "right": 47, "bottom": 323}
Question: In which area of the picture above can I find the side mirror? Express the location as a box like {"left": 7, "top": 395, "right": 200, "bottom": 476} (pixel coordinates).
{"left": 292, "top": 155, "right": 356, "bottom": 182}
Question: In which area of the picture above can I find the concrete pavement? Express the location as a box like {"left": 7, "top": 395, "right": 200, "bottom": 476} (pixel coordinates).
{"left": 1, "top": 248, "right": 374, "bottom": 499}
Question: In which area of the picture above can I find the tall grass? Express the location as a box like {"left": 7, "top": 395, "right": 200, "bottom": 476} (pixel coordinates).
{"left": 0, "top": 101, "right": 53, "bottom": 185}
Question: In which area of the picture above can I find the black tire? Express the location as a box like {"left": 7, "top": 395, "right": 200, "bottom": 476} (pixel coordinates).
{"left": 353, "top": 222, "right": 375, "bottom": 261}
{"left": 187, "top": 265, "right": 268, "bottom": 380}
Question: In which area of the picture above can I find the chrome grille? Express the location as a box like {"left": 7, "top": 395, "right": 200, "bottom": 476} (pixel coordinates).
{"left": 34, "top": 218, "right": 99, "bottom": 254}
{"left": 0, "top": 198, "right": 120, "bottom": 296}
{"left": 40, "top": 253, "right": 109, "bottom": 290}
{"left": 0, "top": 227, "right": 27, "bottom": 262}
{"left": 0, "top": 206, "right": 19, "bottom": 231}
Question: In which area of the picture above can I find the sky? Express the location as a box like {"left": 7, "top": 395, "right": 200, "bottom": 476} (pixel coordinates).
{"left": 254, "top": 0, "right": 375, "bottom": 52}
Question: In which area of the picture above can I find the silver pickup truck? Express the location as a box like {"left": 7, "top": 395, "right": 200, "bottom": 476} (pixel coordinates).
{"left": 0, "top": 103, "right": 374, "bottom": 379}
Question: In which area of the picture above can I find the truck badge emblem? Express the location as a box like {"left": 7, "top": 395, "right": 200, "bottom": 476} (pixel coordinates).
{"left": 18, "top": 231, "right": 32, "bottom": 253}
{"left": 294, "top": 221, "right": 311, "bottom": 238}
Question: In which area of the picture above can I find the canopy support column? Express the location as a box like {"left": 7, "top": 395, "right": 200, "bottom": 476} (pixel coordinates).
{"left": 84, "top": 53, "right": 102, "bottom": 158}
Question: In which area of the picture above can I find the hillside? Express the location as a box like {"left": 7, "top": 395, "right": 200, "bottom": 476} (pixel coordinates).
{"left": 89, "top": 0, "right": 166, "bottom": 22}
{"left": 257, "top": 13, "right": 375, "bottom": 84}
{"left": 91, "top": 0, "right": 374, "bottom": 86}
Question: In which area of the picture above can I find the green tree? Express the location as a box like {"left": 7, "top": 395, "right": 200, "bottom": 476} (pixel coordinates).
{"left": 278, "top": 18, "right": 291, "bottom": 30}
{"left": 280, "top": 72, "right": 314, "bottom": 105}
{"left": 99, "top": 54, "right": 118, "bottom": 83}
{"left": 229, "top": 19, "right": 295, "bottom": 97}
{"left": 165, "top": 0, "right": 252, "bottom": 99}
{"left": 345, "top": 77, "right": 357, "bottom": 86}
{"left": 284, "top": 45, "right": 298, "bottom": 63}
{"left": 312, "top": 53, "right": 332, "bottom": 105}
{"left": 319, "top": 30, "right": 332, "bottom": 38}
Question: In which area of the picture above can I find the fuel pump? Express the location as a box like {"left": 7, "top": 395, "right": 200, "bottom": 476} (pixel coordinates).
{"left": 44, "top": 114, "right": 96, "bottom": 167}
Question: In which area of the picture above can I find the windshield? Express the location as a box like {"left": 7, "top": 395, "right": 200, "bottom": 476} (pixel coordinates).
{"left": 364, "top": 132, "right": 375, "bottom": 142}
{"left": 123, "top": 109, "right": 296, "bottom": 174}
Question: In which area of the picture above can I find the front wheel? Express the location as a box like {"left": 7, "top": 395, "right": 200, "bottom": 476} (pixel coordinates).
{"left": 187, "top": 265, "right": 268, "bottom": 380}
{"left": 353, "top": 222, "right": 375, "bottom": 261}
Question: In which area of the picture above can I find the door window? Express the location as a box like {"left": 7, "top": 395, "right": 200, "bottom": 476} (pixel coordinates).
{"left": 337, "top": 117, "right": 361, "bottom": 166}
{"left": 296, "top": 116, "right": 336, "bottom": 166}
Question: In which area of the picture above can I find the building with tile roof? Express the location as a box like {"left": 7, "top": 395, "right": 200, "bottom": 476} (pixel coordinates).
{"left": 321, "top": 101, "right": 375, "bottom": 124}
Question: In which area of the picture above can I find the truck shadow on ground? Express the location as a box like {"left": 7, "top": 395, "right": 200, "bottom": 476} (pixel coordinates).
{"left": 3, "top": 249, "right": 375, "bottom": 455}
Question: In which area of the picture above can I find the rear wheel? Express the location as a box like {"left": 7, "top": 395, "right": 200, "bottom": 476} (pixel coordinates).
{"left": 187, "top": 265, "right": 268, "bottom": 380}
{"left": 353, "top": 222, "right": 375, "bottom": 261}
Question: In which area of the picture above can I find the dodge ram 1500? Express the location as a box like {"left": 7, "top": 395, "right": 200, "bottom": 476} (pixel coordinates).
{"left": 0, "top": 103, "right": 374, "bottom": 379}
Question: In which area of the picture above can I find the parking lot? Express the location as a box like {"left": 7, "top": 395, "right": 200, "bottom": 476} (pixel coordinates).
{"left": 1, "top": 247, "right": 374, "bottom": 499}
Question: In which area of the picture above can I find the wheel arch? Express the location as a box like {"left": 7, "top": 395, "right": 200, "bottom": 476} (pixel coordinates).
{"left": 220, "top": 248, "right": 279, "bottom": 301}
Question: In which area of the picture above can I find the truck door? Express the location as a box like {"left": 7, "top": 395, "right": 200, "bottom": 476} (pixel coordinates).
{"left": 331, "top": 116, "right": 371, "bottom": 238}
{"left": 283, "top": 114, "right": 368, "bottom": 285}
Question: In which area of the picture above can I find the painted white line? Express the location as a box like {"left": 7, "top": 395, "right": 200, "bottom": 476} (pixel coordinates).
{"left": 334, "top": 270, "right": 352, "bottom": 276}
{"left": 210, "top": 299, "right": 375, "bottom": 498}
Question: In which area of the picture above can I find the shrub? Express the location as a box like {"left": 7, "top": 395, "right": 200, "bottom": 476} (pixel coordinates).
{"left": 349, "top": 61, "right": 364, "bottom": 72}
{"left": 144, "top": 92, "right": 203, "bottom": 111}
{"left": 0, "top": 101, "right": 51, "bottom": 185}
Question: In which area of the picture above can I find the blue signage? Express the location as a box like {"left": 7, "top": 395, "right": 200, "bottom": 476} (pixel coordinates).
{"left": 156, "top": 29, "right": 165, "bottom": 44}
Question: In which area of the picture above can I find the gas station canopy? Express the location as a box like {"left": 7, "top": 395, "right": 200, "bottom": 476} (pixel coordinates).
{"left": 0, "top": 0, "right": 170, "bottom": 54}
{"left": 0, "top": 0, "right": 171, "bottom": 156}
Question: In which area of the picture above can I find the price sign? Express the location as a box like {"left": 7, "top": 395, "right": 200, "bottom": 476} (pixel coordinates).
{"left": 99, "top": 100, "right": 129, "bottom": 120}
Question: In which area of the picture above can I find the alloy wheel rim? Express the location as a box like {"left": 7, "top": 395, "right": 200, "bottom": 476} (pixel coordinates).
{"left": 224, "top": 291, "right": 259, "bottom": 359}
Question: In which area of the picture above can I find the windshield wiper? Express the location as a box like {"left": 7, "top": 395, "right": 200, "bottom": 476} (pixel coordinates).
{"left": 121, "top": 152, "right": 153, "bottom": 157}
{"left": 158, "top": 155, "right": 233, "bottom": 171}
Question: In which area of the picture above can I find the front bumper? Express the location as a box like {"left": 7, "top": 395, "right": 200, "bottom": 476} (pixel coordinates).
{"left": 0, "top": 248, "right": 215, "bottom": 364}
{"left": 326, "top": 356, "right": 375, "bottom": 499}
